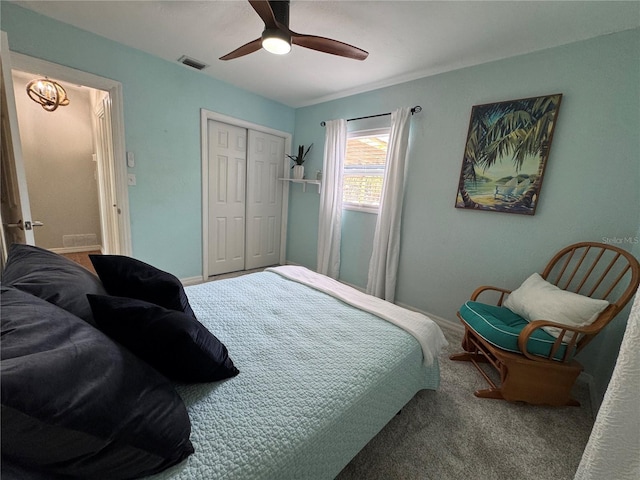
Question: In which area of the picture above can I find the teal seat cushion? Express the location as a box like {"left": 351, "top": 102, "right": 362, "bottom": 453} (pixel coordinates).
{"left": 459, "top": 301, "right": 574, "bottom": 361}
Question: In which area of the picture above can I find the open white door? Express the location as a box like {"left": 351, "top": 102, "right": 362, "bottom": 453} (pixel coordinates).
{"left": 94, "top": 92, "right": 121, "bottom": 254}
{"left": 0, "top": 31, "right": 35, "bottom": 265}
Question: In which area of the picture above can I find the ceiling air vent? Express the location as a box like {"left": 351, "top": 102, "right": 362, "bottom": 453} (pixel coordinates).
{"left": 178, "top": 55, "right": 209, "bottom": 71}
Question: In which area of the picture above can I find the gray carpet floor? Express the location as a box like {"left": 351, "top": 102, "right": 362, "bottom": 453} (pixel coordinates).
{"left": 337, "top": 327, "right": 595, "bottom": 480}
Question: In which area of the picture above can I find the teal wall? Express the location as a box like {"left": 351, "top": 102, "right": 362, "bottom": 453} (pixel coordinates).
{"left": 1, "top": 3, "right": 295, "bottom": 279}
{"left": 288, "top": 28, "right": 640, "bottom": 402}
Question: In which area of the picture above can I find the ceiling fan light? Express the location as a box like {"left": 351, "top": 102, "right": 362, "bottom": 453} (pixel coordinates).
{"left": 262, "top": 29, "right": 291, "bottom": 55}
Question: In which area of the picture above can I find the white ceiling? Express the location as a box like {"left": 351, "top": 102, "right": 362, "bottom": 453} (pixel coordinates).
{"left": 13, "top": 1, "right": 640, "bottom": 108}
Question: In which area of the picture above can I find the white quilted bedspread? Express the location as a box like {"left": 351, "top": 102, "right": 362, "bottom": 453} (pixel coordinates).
{"left": 146, "top": 269, "right": 445, "bottom": 480}
{"left": 574, "top": 286, "right": 640, "bottom": 480}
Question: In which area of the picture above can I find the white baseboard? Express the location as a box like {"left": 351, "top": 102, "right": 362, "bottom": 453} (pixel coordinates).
{"left": 578, "top": 371, "right": 599, "bottom": 419}
{"left": 181, "top": 276, "right": 205, "bottom": 286}
{"left": 395, "top": 301, "right": 464, "bottom": 336}
{"left": 49, "top": 245, "right": 103, "bottom": 254}
{"left": 338, "top": 279, "right": 366, "bottom": 293}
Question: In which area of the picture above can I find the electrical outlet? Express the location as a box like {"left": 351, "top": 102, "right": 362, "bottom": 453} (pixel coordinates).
{"left": 127, "top": 173, "right": 137, "bottom": 186}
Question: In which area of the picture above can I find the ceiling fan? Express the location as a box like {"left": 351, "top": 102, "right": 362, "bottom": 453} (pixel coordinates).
{"left": 219, "top": 0, "right": 368, "bottom": 61}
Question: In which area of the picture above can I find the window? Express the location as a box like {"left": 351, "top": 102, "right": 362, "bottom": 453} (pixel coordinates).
{"left": 343, "top": 128, "right": 389, "bottom": 212}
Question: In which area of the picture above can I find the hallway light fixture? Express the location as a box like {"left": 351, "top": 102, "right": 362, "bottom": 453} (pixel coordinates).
{"left": 26, "top": 78, "right": 70, "bottom": 112}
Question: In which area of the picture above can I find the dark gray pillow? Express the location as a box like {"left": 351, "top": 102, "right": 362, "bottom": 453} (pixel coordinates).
{"left": 1, "top": 286, "right": 194, "bottom": 479}
{"left": 1, "top": 244, "right": 106, "bottom": 326}
{"left": 89, "top": 254, "right": 196, "bottom": 317}
{"left": 88, "top": 294, "right": 239, "bottom": 383}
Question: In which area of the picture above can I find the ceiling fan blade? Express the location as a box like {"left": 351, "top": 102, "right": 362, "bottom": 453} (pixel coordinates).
{"left": 248, "top": 0, "right": 280, "bottom": 29}
{"left": 291, "top": 33, "right": 368, "bottom": 61}
{"left": 219, "top": 38, "right": 263, "bottom": 60}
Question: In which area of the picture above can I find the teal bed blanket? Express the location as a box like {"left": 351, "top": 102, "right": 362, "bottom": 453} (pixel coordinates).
{"left": 147, "top": 269, "right": 446, "bottom": 480}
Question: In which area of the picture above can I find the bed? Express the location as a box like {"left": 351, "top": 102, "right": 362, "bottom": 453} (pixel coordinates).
{"left": 1, "top": 245, "right": 447, "bottom": 480}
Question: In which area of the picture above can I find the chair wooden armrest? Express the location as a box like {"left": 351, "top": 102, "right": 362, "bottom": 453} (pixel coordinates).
{"left": 518, "top": 320, "right": 585, "bottom": 362}
{"left": 470, "top": 285, "right": 512, "bottom": 306}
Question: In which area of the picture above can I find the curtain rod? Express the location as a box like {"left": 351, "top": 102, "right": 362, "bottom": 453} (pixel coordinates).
{"left": 320, "top": 105, "right": 422, "bottom": 127}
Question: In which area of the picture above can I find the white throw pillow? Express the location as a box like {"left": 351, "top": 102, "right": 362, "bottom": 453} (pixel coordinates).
{"left": 504, "top": 273, "right": 609, "bottom": 340}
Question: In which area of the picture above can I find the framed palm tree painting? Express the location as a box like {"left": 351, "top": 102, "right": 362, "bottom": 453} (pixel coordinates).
{"left": 455, "top": 93, "right": 562, "bottom": 215}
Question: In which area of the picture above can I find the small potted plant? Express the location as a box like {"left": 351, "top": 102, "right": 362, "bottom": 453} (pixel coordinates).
{"left": 287, "top": 144, "right": 312, "bottom": 180}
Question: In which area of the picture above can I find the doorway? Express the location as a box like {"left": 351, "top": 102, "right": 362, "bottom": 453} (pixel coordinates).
{"left": 12, "top": 70, "right": 106, "bottom": 257}
{"left": 0, "top": 35, "right": 131, "bottom": 263}
{"left": 201, "top": 110, "right": 292, "bottom": 279}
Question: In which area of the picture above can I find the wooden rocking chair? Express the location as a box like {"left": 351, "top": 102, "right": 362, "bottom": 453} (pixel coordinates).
{"left": 450, "top": 241, "right": 640, "bottom": 406}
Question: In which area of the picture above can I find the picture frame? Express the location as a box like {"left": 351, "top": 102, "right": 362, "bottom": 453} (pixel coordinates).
{"left": 455, "top": 93, "right": 562, "bottom": 215}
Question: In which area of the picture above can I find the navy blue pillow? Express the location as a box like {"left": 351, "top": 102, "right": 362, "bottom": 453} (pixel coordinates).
{"left": 1, "top": 287, "right": 194, "bottom": 479}
{"left": 89, "top": 254, "right": 196, "bottom": 317}
{"left": 1, "top": 244, "right": 107, "bottom": 326}
{"left": 88, "top": 294, "right": 239, "bottom": 383}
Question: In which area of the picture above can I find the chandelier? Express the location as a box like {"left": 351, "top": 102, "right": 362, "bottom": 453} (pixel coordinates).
{"left": 26, "top": 78, "right": 70, "bottom": 112}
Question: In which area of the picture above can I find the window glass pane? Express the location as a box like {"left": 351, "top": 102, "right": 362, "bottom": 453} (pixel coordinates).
{"left": 345, "top": 135, "right": 389, "bottom": 167}
{"left": 343, "top": 132, "right": 389, "bottom": 209}
{"left": 343, "top": 173, "right": 384, "bottom": 207}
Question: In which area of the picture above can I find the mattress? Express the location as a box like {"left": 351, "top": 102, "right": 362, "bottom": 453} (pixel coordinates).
{"left": 147, "top": 268, "right": 446, "bottom": 480}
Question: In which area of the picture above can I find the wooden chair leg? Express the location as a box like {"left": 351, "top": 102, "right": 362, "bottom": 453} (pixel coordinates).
{"left": 461, "top": 328, "right": 474, "bottom": 352}
{"left": 450, "top": 327, "right": 489, "bottom": 362}
{"left": 474, "top": 388, "right": 504, "bottom": 400}
{"left": 449, "top": 352, "right": 489, "bottom": 363}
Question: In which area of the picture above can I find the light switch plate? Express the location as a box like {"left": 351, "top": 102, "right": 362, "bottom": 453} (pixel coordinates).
{"left": 126, "top": 151, "right": 135, "bottom": 168}
{"left": 127, "top": 173, "right": 136, "bottom": 186}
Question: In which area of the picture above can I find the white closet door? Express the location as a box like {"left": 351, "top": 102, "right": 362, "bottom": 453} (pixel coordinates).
{"left": 245, "top": 130, "right": 284, "bottom": 270}
{"left": 208, "top": 120, "right": 247, "bottom": 275}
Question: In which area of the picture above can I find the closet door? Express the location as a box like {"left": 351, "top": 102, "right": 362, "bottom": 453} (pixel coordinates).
{"left": 207, "top": 121, "right": 246, "bottom": 276}
{"left": 245, "top": 130, "right": 284, "bottom": 270}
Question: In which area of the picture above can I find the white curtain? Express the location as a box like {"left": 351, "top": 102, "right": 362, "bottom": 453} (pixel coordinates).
{"left": 317, "top": 119, "right": 347, "bottom": 279}
{"left": 574, "top": 285, "right": 640, "bottom": 480}
{"left": 366, "top": 107, "right": 412, "bottom": 302}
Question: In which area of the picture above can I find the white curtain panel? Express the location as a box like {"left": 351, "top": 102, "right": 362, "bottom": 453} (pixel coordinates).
{"left": 366, "top": 107, "right": 412, "bottom": 302}
{"left": 317, "top": 119, "right": 347, "bottom": 279}
{"left": 574, "top": 285, "right": 640, "bottom": 480}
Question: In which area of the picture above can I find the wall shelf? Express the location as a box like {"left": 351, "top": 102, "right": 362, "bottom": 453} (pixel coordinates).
{"left": 279, "top": 178, "right": 321, "bottom": 193}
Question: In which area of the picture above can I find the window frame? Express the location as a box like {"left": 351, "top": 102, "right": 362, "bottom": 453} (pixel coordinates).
{"left": 342, "top": 127, "right": 390, "bottom": 214}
